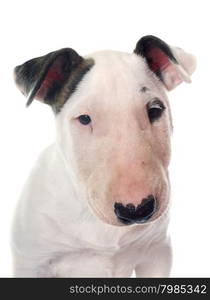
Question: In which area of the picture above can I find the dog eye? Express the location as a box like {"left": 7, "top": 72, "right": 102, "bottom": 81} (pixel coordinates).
{"left": 147, "top": 98, "right": 165, "bottom": 123}
{"left": 78, "top": 114, "right": 91, "bottom": 125}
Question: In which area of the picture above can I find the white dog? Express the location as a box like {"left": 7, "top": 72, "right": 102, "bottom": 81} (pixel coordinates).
{"left": 12, "top": 36, "right": 196, "bottom": 277}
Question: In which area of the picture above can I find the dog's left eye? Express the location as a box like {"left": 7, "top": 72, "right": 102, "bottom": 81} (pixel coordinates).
{"left": 78, "top": 114, "right": 92, "bottom": 125}
{"left": 147, "top": 98, "right": 165, "bottom": 123}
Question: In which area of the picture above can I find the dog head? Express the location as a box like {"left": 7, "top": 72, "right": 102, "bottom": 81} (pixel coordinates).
{"left": 14, "top": 35, "right": 196, "bottom": 226}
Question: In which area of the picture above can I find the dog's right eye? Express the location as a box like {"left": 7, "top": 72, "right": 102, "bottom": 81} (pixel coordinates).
{"left": 78, "top": 114, "right": 92, "bottom": 125}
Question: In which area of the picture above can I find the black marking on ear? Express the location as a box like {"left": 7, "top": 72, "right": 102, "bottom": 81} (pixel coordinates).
{"left": 27, "top": 50, "right": 81, "bottom": 106}
{"left": 134, "top": 35, "right": 177, "bottom": 63}
{"left": 52, "top": 58, "right": 94, "bottom": 113}
{"left": 134, "top": 35, "right": 178, "bottom": 82}
{"left": 15, "top": 48, "right": 81, "bottom": 105}
{"left": 14, "top": 48, "right": 94, "bottom": 113}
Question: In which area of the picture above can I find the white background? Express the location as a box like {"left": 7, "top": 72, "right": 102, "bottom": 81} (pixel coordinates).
{"left": 0, "top": 0, "right": 210, "bottom": 277}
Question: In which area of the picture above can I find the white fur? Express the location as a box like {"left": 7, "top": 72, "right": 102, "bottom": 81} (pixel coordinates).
{"left": 12, "top": 49, "right": 194, "bottom": 277}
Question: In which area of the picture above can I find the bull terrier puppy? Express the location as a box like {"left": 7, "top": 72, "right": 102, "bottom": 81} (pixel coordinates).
{"left": 12, "top": 36, "right": 196, "bottom": 277}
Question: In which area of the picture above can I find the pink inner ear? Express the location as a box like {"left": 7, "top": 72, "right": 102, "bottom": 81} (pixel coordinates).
{"left": 36, "top": 57, "right": 66, "bottom": 101}
{"left": 147, "top": 48, "right": 171, "bottom": 73}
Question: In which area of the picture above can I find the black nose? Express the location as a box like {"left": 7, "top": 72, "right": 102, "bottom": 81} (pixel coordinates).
{"left": 114, "top": 195, "right": 156, "bottom": 225}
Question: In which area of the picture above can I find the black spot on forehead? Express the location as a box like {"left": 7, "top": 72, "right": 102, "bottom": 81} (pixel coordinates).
{"left": 140, "top": 86, "right": 149, "bottom": 93}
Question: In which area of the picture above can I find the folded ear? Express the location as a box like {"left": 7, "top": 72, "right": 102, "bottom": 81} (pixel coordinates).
{"left": 134, "top": 35, "right": 196, "bottom": 90}
{"left": 14, "top": 48, "right": 93, "bottom": 112}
